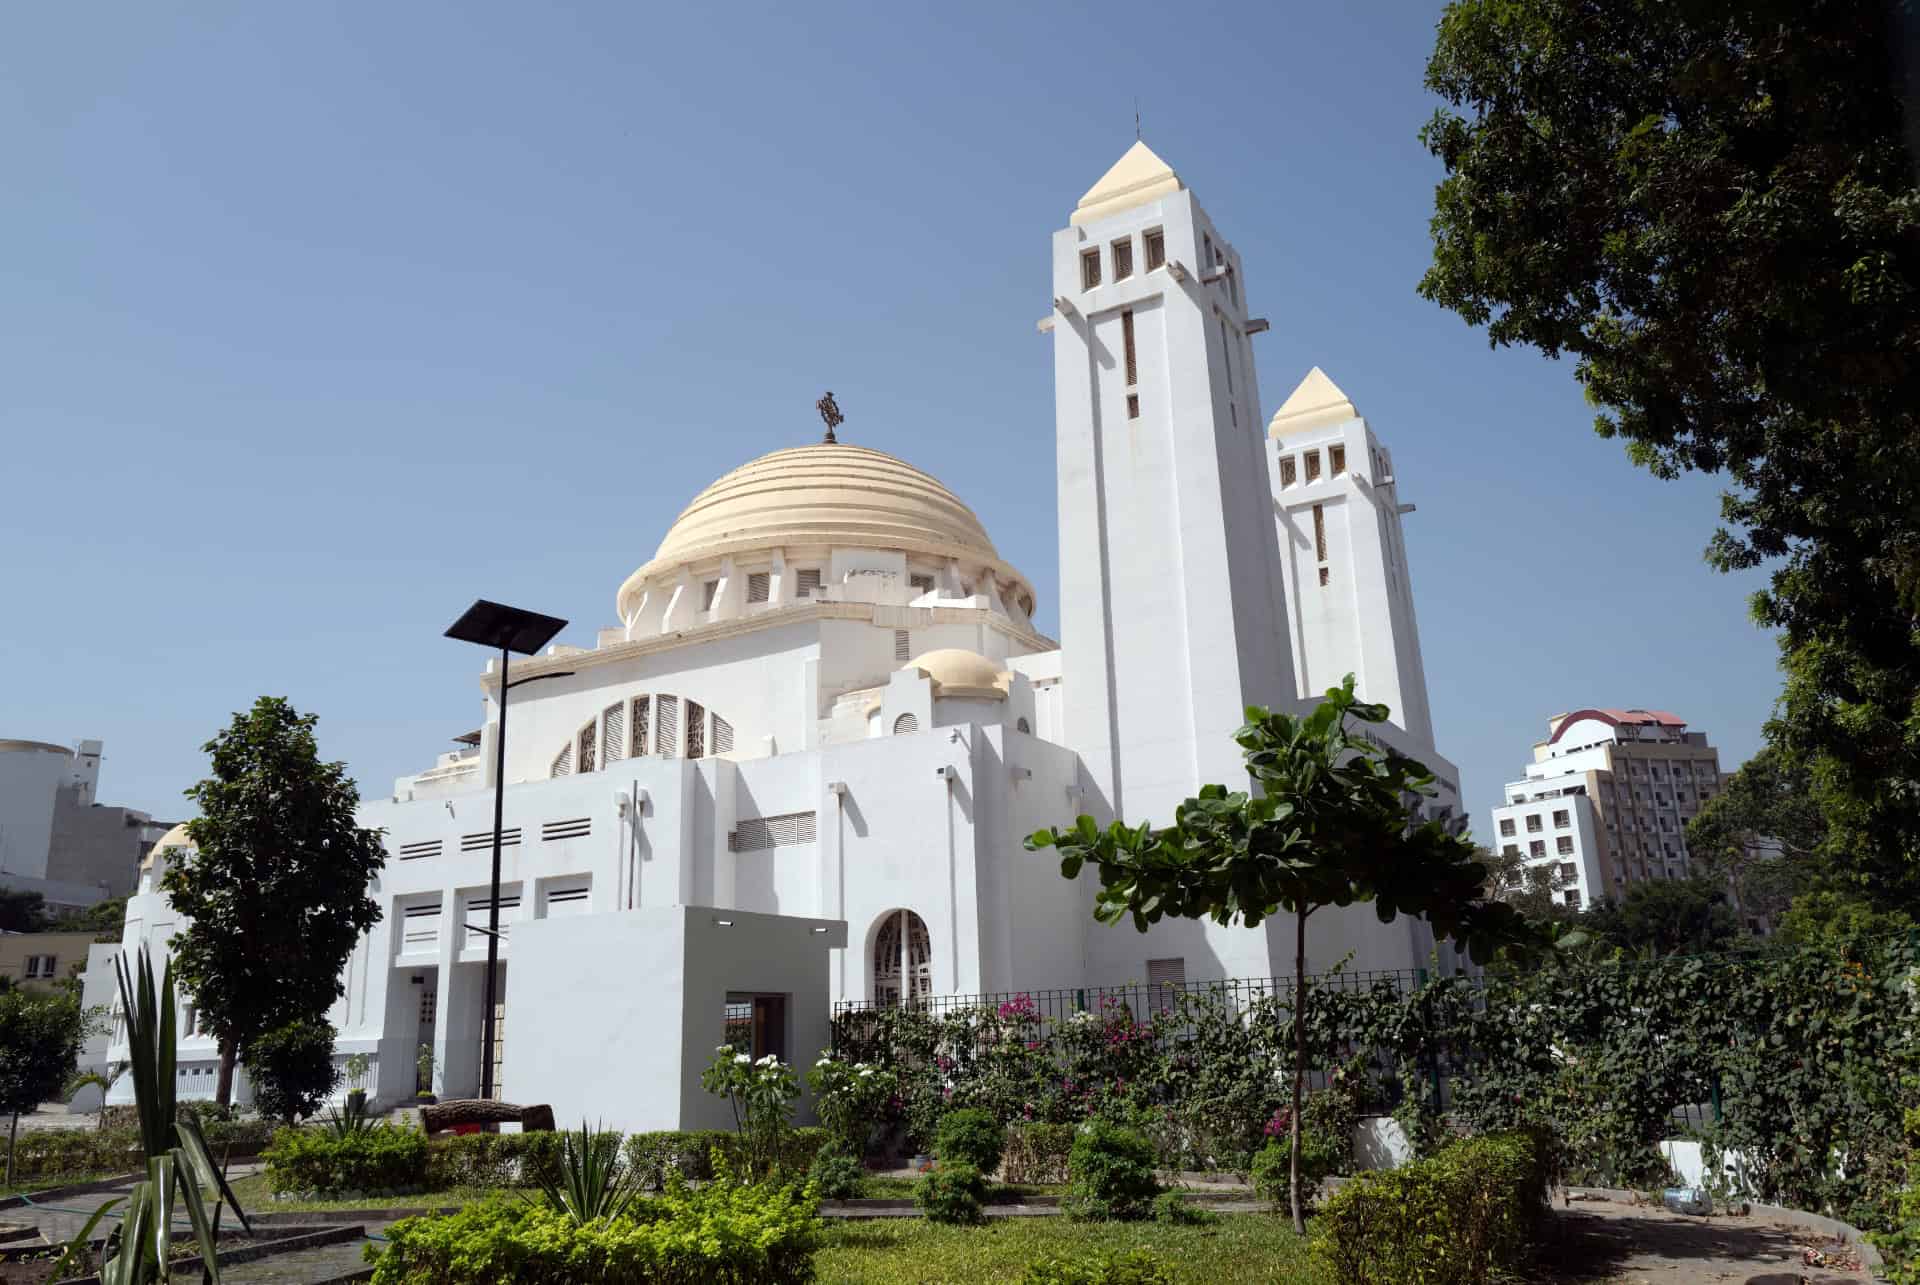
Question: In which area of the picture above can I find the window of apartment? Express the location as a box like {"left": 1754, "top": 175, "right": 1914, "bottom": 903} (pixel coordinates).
{"left": 1498, "top": 818, "right": 1515, "bottom": 837}
{"left": 1563, "top": 889, "right": 1582, "bottom": 908}
{"left": 746, "top": 572, "right": 771, "bottom": 604}
{"left": 1329, "top": 445, "right": 1345, "bottom": 476}
{"left": 1305, "top": 451, "right": 1322, "bottom": 482}
{"left": 630, "top": 696, "right": 650, "bottom": 758}
{"left": 701, "top": 580, "right": 719, "bottom": 611}
{"left": 1552, "top": 809, "right": 1570, "bottom": 828}
{"left": 1081, "top": 248, "right": 1101, "bottom": 290}
{"left": 908, "top": 573, "right": 934, "bottom": 595}
{"left": 1501, "top": 844, "right": 1519, "bottom": 857}
{"left": 1529, "top": 840, "right": 1546, "bottom": 857}
{"left": 1525, "top": 814, "right": 1543, "bottom": 833}
{"left": 1558, "top": 862, "right": 1576, "bottom": 881}
{"left": 25, "top": 955, "right": 55, "bottom": 979}
{"left": 685, "top": 701, "right": 706, "bottom": 759}
{"left": 795, "top": 568, "right": 822, "bottom": 599}
{"left": 1280, "top": 456, "right": 1296, "bottom": 487}
{"left": 1557, "top": 836, "right": 1574, "bottom": 855}
{"left": 1111, "top": 237, "right": 1133, "bottom": 281}
{"left": 1143, "top": 228, "right": 1165, "bottom": 271}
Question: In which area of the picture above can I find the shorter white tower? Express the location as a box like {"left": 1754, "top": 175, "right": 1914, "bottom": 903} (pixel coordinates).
{"left": 1267, "top": 369, "right": 1436, "bottom": 747}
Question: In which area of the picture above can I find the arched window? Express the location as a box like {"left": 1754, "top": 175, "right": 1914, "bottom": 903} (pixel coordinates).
{"left": 1015, "top": 717, "right": 1031, "bottom": 735}
{"left": 892, "top": 713, "right": 919, "bottom": 735}
{"left": 872, "top": 910, "right": 931, "bottom": 1007}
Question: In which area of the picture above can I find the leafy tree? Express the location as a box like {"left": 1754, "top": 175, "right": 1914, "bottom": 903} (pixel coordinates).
{"left": 1686, "top": 746, "right": 1823, "bottom": 923}
{"left": 0, "top": 889, "right": 47, "bottom": 933}
{"left": 48, "top": 896, "right": 131, "bottom": 941}
{"left": 1419, "top": 0, "right": 1920, "bottom": 906}
{"left": 1481, "top": 842, "right": 1577, "bottom": 922}
{"left": 1027, "top": 676, "right": 1530, "bottom": 1233}
{"left": 165, "top": 697, "right": 385, "bottom": 1106}
{"left": 1577, "top": 877, "right": 1744, "bottom": 957}
{"left": 247, "top": 1018, "right": 341, "bottom": 1124}
{"left": 1774, "top": 890, "right": 1916, "bottom": 962}
{"left": 0, "top": 987, "right": 90, "bottom": 1185}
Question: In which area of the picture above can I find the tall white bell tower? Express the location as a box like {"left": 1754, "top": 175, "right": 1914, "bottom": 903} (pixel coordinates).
{"left": 1049, "top": 142, "right": 1296, "bottom": 829}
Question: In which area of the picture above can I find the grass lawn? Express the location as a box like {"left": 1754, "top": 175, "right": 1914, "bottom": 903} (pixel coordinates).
{"left": 222, "top": 1173, "right": 533, "bottom": 1214}
{"left": 814, "top": 1214, "right": 1331, "bottom": 1284}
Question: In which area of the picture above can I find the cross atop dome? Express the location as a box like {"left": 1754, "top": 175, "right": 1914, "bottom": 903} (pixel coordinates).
{"left": 1071, "top": 140, "right": 1183, "bottom": 226}
{"left": 816, "top": 390, "right": 844, "bottom": 444}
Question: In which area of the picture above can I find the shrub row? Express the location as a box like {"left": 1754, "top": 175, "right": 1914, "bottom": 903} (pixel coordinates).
{"left": 368, "top": 1179, "right": 821, "bottom": 1284}
{"left": 620, "top": 1127, "right": 829, "bottom": 1190}
{"left": 1314, "top": 1129, "right": 1551, "bottom": 1285}
{"left": 3, "top": 1119, "right": 275, "bottom": 1181}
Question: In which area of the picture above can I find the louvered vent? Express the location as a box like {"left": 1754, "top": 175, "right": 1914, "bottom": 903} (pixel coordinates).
{"left": 464, "top": 895, "right": 521, "bottom": 946}
{"left": 893, "top": 713, "right": 919, "bottom": 734}
{"left": 460, "top": 828, "right": 522, "bottom": 853}
{"left": 728, "top": 811, "right": 819, "bottom": 852}
{"left": 685, "top": 701, "right": 706, "bottom": 759}
{"left": 894, "top": 630, "right": 910, "bottom": 662}
{"left": 796, "top": 568, "right": 822, "bottom": 598}
{"left": 602, "top": 704, "right": 625, "bottom": 763}
{"left": 657, "top": 697, "right": 679, "bottom": 758}
{"left": 542, "top": 817, "right": 591, "bottom": 842}
{"left": 545, "top": 885, "right": 591, "bottom": 916}
{"left": 398, "top": 839, "right": 442, "bottom": 861}
{"left": 1147, "top": 956, "right": 1186, "bottom": 1010}
{"left": 747, "top": 572, "right": 771, "bottom": 603}
{"left": 551, "top": 745, "right": 572, "bottom": 777}
{"left": 401, "top": 903, "right": 442, "bottom": 950}
{"left": 630, "top": 696, "right": 650, "bottom": 757}
{"left": 712, "top": 715, "right": 734, "bottom": 755}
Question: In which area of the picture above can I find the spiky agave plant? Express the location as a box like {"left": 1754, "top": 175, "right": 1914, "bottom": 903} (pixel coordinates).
{"left": 62, "top": 949, "right": 253, "bottom": 1283}
{"left": 534, "top": 1121, "right": 640, "bottom": 1224}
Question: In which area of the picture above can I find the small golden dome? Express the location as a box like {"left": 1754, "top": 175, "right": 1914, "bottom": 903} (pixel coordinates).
{"left": 903, "top": 649, "right": 1010, "bottom": 701}
{"left": 617, "top": 444, "right": 1033, "bottom": 621}
{"left": 140, "top": 823, "right": 193, "bottom": 872}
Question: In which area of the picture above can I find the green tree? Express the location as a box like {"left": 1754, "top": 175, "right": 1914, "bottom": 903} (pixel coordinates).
{"left": 1774, "top": 889, "right": 1916, "bottom": 962}
{"left": 48, "top": 896, "right": 131, "bottom": 941}
{"left": 1027, "top": 676, "right": 1529, "bottom": 1233}
{"left": 0, "top": 889, "right": 47, "bottom": 934}
{"left": 0, "top": 987, "right": 90, "bottom": 1185}
{"left": 1578, "top": 877, "right": 1744, "bottom": 957}
{"left": 1481, "top": 841, "right": 1577, "bottom": 922}
{"left": 1419, "top": 0, "right": 1920, "bottom": 906}
{"left": 1685, "top": 746, "right": 1823, "bottom": 923}
{"left": 165, "top": 697, "right": 386, "bottom": 1107}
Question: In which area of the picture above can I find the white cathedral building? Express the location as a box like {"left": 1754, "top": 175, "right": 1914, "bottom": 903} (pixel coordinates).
{"left": 108, "top": 143, "right": 1460, "bottom": 1130}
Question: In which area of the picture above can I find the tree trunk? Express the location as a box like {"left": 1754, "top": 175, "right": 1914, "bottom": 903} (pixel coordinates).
{"left": 6, "top": 1111, "right": 17, "bottom": 1188}
{"left": 215, "top": 1040, "right": 237, "bottom": 1109}
{"left": 1291, "top": 907, "right": 1308, "bottom": 1235}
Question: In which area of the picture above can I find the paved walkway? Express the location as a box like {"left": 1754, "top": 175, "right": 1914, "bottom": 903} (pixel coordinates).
{"left": 1541, "top": 1197, "right": 1874, "bottom": 1284}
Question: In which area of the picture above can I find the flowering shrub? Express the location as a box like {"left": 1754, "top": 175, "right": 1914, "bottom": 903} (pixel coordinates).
{"left": 699, "top": 1045, "right": 800, "bottom": 1182}
{"left": 805, "top": 1051, "right": 888, "bottom": 1158}
{"left": 914, "top": 1160, "right": 987, "bottom": 1224}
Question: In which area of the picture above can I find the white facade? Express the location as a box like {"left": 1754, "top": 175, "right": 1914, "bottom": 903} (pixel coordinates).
{"left": 112, "top": 143, "right": 1465, "bottom": 1127}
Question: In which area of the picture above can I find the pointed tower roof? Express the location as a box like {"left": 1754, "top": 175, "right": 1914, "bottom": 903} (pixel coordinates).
{"left": 1268, "top": 367, "right": 1360, "bottom": 438}
{"left": 1072, "top": 141, "right": 1184, "bottom": 226}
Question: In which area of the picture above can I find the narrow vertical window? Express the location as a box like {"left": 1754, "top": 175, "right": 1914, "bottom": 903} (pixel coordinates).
{"left": 1111, "top": 237, "right": 1133, "bottom": 280}
{"left": 685, "top": 701, "right": 706, "bottom": 759}
{"left": 1126, "top": 394, "right": 1140, "bottom": 420}
{"left": 630, "top": 696, "right": 650, "bottom": 757}
{"left": 602, "top": 703, "right": 625, "bottom": 763}
{"left": 1280, "top": 457, "right": 1296, "bottom": 486}
{"left": 1143, "top": 228, "right": 1165, "bottom": 270}
{"left": 894, "top": 629, "right": 910, "bottom": 662}
{"left": 1121, "top": 309, "right": 1137, "bottom": 386}
{"left": 1080, "top": 248, "right": 1101, "bottom": 290}
{"left": 1305, "top": 451, "right": 1322, "bottom": 482}
{"left": 1219, "top": 319, "right": 1233, "bottom": 393}
{"left": 701, "top": 580, "right": 719, "bottom": 611}
{"left": 1313, "top": 503, "right": 1327, "bottom": 561}
{"left": 1329, "top": 445, "right": 1345, "bottom": 475}
{"left": 1319, "top": 567, "right": 1330, "bottom": 587}
{"left": 657, "top": 696, "right": 679, "bottom": 758}
{"left": 1203, "top": 233, "right": 1213, "bottom": 267}
{"left": 1227, "top": 270, "right": 1237, "bottom": 307}
{"left": 577, "top": 721, "right": 596, "bottom": 774}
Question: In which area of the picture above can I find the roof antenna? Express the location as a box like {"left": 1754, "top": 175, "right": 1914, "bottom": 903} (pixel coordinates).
{"left": 816, "top": 390, "right": 844, "bottom": 444}
{"left": 1134, "top": 98, "right": 1141, "bottom": 141}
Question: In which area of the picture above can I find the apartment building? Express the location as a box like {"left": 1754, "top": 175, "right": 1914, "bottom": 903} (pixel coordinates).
{"left": 1489, "top": 709, "right": 1724, "bottom": 910}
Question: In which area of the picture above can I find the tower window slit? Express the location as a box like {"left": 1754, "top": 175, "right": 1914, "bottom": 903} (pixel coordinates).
{"left": 685, "top": 701, "right": 706, "bottom": 759}
{"left": 1305, "top": 451, "right": 1322, "bottom": 482}
{"left": 577, "top": 721, "right": 596, "bottom": 774}
{"left": 1121, "top": 309, "right": 1137, "bottom": 387}
{"left": 1330, "top": 445, "right": 1345, "bottom": 475}
{"left": 1143, "top": 228, "right": 1165, "bottom": 271}
{"left": 1127, "top": 394, "right": 1140, "bottom": 420}
{"left": 1313, "top": 503, "right": 1327, "bottom": 561}
{"left": 630, "top": 696, "right": 650, "bottom": 757}
{"left": 1280, "top": 456, "right": 1296, "bottom": 487}
{"left": 1220, "top": 319, "right": 1233, "bottom": 393}
{"left": 1081, "top": 248, "right": 1101, "bottom": 290}
{"left": 1111, "top": 237, "right": 1132, "bottom": 281}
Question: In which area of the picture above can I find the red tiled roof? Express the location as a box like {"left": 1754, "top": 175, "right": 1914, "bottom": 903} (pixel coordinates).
{"left": 1546, "top": 707, "right": 1687, "bottom": 745}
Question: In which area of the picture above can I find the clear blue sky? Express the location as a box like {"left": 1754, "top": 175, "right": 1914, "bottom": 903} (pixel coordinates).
{"left": 1, "top": 2, "right": 1781, "bottom": 828}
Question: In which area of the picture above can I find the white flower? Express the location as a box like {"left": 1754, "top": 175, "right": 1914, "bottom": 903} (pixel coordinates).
{"left": 815, "top": 1057, "right": 832, "bottom": 1067}
{"left": 756, "top": 1054, "right": 779, "bottom": 1068}
{"left": 715, "top": 1044, "right": 733, "bottom": 1054}
{"left": 858, "top": 1068, "right": 875, "bottom": 1077}
{"left": 735, "top": 1053, "right": 751, "bottom": 1065}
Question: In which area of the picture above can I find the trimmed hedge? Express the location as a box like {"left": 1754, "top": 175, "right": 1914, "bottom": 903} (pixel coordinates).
{"left": 1064, "top": 1121, "right": 1161, "bottom": 1221}
{"left": 426, "top": 1131, "right": 569, "bottom": 1191}
{"left": 1314, "top": 1130, "right": 1551, "bottom": 1285}
{"left": 265, "top": 1126, "right": 432, "bottom": 1195}
{"left": 2, "top": 1119, "right": 275, "bottom": 1181}
{"left": 1002, "top": 1123, "right": 1075, "bottom": 1185}
{"left": 935, "top": 1109, "right": 1004, "bottom": 1174}
{"left": 367, "top": 1181, "right": 821, "bottom": 1283}
{"left": 621, "top": 1127, "right": 830, "bottom": 1190}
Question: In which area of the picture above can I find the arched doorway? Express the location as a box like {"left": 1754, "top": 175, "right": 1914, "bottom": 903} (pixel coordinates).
{"left": 872, "top": 909, "right": 931, "bottom": 1006}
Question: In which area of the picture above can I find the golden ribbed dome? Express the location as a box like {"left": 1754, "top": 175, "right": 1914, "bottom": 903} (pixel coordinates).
{"left": 617, "top": 443, "right": 1033, "bottom": 620}
{"left": 140, "top": 822, "right": 193, "bottom": 872}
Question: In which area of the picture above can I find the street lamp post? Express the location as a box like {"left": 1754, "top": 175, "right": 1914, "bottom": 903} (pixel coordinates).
{"left": 444, "top": 599, "right": 569, "bottom": 1102}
